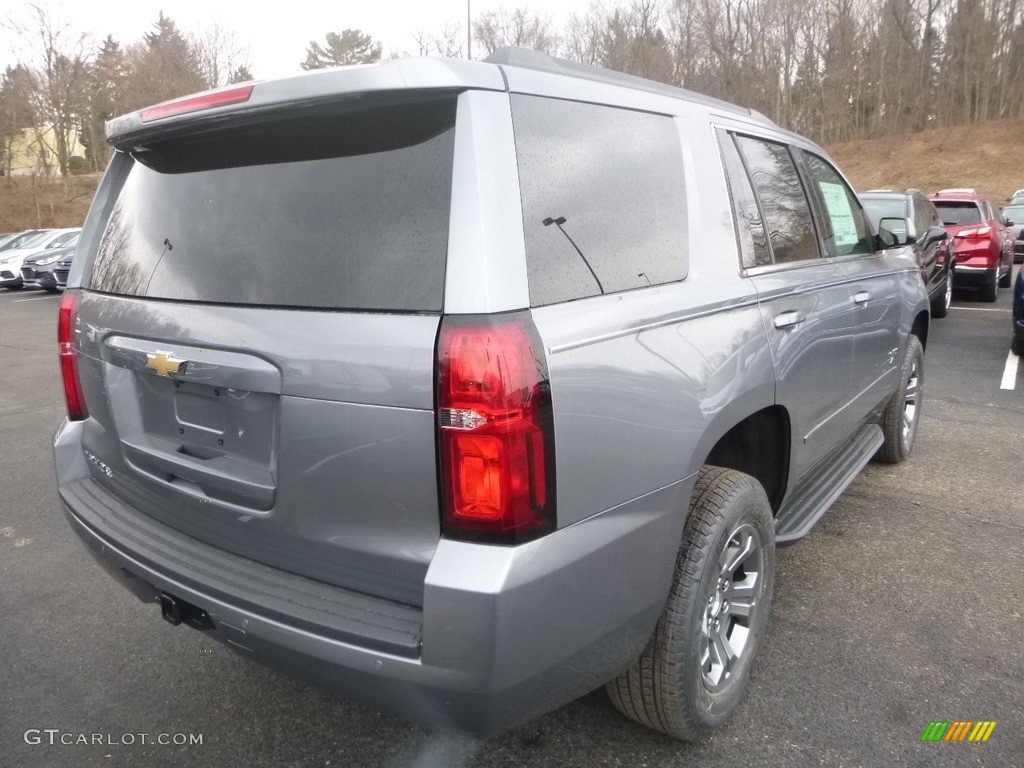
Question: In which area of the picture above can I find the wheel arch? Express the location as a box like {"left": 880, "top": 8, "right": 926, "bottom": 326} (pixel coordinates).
{"left": 694, "top": 403, "right": 791, "bottom": 515}
{"left": 912, "top": 309, "right": 929, "bottom": 350}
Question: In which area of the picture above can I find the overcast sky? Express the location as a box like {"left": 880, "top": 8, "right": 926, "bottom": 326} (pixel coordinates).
{"left": 2, "top": 0, "right": 602, "bottom": 80}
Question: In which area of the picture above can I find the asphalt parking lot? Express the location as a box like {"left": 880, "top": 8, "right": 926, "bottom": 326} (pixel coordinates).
{"left": 1, "top": 278, "right": 1022, "bottom": 768}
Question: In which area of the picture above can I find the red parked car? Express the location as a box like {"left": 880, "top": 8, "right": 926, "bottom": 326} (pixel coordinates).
{"left": 930, "top": 189, "right": 1013, "bottom": 301}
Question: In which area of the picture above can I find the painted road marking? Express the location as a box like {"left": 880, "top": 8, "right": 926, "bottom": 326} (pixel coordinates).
{"left": 951, "top": 306, "right": 1010, "bottom": 313}
{"left": 1001, "top": 351, "right": 1019, "bottom": 390}
{"left": 12, "top": 295, "right": 59, "bottom": 303}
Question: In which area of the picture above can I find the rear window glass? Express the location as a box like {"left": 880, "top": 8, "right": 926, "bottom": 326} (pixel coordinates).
{"left": 933, "top": 201, "right": 982, "bottom": 226}
{"left": 89, "top": 93, "right": 458, "bottom": 311}
{"left": 511, "top": 95, "right": 688, "bottom": 306}
{"left": 861, "top": 198, "right": 906, "bottom": 230}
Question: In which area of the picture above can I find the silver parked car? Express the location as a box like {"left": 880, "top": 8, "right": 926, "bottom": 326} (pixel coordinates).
{"left": 55, "top": 49, "right": 929, "bottom": 740}
{"left": 1, "top": 228, "right": 80, "bottom": 290}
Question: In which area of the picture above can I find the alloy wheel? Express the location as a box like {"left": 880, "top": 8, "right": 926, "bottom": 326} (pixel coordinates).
{"left": 700, "top": 523, "right": 765, "bottom": 691}
{"left": 902, "top": 355, "right": 920, "bottom": 448}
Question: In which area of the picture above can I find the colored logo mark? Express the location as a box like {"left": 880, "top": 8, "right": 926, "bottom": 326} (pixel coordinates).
{"left": 146, "top": 351, "right": 187, "bottom": 377}
{"left": 921, "top": 721, "right": 997, "bottom": 742}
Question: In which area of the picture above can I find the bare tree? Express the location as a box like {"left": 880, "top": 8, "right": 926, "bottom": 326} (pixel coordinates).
{"left": 191, "top": 23, "right": 251, "bottom": 89}
{"left": 4, "top": 3, "right": 90, "bottom": 177}
{"left": 564, "top": 9, "right": 606, "bottom": 64}
{"left": 597, "top": 0, "right": 675, "bottom": 81}
{"left": 473, "top": 7, "right": 559, "bottom": 55}
{"left": 409, "top": 22, "right": 466, "bottom": 58}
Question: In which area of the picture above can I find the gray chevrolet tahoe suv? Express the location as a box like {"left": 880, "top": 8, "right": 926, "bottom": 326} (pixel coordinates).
{"left": 55, "top": 49, "right": 929, "bottom": 740}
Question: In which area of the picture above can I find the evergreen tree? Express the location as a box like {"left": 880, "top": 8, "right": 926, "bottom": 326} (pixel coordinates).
{"left": 301, "top": 30, "right": 382, "bottom": 70}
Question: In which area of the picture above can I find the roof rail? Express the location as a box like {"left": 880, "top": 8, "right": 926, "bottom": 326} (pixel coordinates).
{"left": 483, "top": 47, "right": 766, "bottom": 122}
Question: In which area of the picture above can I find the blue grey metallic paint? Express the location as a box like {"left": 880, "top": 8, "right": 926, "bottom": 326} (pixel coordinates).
{"left": 56, "top": 53, "right": 931, "bottom": 735}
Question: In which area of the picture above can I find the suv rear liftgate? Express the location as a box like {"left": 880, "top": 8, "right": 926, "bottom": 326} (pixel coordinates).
{"left": 63, "top": 91, "right": 461, "bottom": 608}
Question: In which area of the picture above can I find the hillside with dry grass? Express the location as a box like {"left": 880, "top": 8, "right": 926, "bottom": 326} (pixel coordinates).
{"left": 0, "top": 175, "right": 101, "bottom": 233}
{"left": 827, "top": 118, "right": 1024, "bottom": 202}
{"left": 3, "top": 118, "right": 1024, "bottom": 234}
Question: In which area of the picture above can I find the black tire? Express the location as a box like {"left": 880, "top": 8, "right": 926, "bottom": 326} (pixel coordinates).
{"left": 980, "top": 274, "right": 998, "bottom": 302}
{"left": 999, "top": 264, "right": 1012, "bottom": 288}
{"left": 1012, "top": 335, "right": 1024, "bottom": 356}
{"left": 4, "top": 284, "right": 23, "bottom": 291}
{"left": 930, "top": 273, "right": 951, "bottom": 319}
{"left": 876, "top": 336, "right": 924, "bottom": 464}
{"left": 606, "top": 466, "right": 775, "bottom": 741}
{"left": 44, "top": 286, "right": 59, "bottom": 293}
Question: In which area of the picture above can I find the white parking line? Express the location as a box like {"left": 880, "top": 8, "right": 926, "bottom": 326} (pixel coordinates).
{"left": 1001, "top": 351, "right": 1020, "bottom": 390}
{"left": 951, "top": 306, "right": 1011, "bottom": 313}
{"left": 12, "top": 295, "right": 58, "bottom": 303}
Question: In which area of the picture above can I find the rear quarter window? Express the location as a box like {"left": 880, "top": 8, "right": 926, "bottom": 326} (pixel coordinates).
{"left": 511, "top": 96, "right": 688, "bottom": 306}
{"left": 88, "top": 93, "right": 457, "bottom": 312}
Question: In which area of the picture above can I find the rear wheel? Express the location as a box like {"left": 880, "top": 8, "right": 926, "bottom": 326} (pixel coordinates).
{"left": 4, "top": 284, "right": 23, "bottom": 291}
{"left": 606, "top": 466, "right": 775, "bottom": 741}
{"left": 877, "top": 336, "right": 924, "bottom": 464}
{"left": 1012, "top": 335, "right": 1024, "bottom": 356}
{"left": 930, "top": 272, "right": 952, "bottom": 318}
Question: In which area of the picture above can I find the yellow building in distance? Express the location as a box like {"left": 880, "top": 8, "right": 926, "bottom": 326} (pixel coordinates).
{"left": 2, "top": 124, "right": 86, "bottom": 176}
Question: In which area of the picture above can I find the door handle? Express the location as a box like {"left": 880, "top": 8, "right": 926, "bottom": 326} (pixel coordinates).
{"left": 773, "top": 310, "right": 804, "bottom": 329}
{"left": 853, "top": 291, "right": 871, "bottom": 305}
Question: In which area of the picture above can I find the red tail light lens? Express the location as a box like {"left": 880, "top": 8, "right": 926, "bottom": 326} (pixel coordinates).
{"left": 437, "top": 315, "right": 555, "bottom": 543}
{"left": 957, "top": 227, "right": 990, "bottom": 240}
{"left": 58, "top": 292, "right": 87, "bottom": 421}
{"left": 140, "top": 84, "right": 254, "bottom": 122}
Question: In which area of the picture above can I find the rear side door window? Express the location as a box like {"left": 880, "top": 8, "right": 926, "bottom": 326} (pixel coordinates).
{"left": 732, "top": 135, "right": 820, "bottom": 265}
{"left": 718, "top": 131, "right": 770, "bottom": 269}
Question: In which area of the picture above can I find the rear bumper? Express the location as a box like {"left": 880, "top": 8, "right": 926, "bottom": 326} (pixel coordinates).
{"left": 56, "top": 420, "right": 686, "bottom": 735}
{"left": 952, "top": 264, "right": 997, "bottom": 288}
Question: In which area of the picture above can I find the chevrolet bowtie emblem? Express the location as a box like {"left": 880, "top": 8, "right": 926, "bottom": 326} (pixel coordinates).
{"left": 146, "top": 351, "right": 187, "bottom": 377}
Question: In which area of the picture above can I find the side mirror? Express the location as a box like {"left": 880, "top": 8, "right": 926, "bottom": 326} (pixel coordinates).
{"left": 877, "top": 216, "right": 908, "bottom": 249}
{"left": 923, "top": 225, "right": 948, "bottom": 246}
{"left": 1005, "top": 219, "right": 1015, "bottom": 227}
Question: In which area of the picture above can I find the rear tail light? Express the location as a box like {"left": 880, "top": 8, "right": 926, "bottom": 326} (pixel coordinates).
{"left": 957, "top": 227, "right": 991, "bottom": 240}
{"left": 58, "top": 292, "right": 87, "bottom": 421}
{"left": 437, "top": 314, "right": 556, "bottom": 543}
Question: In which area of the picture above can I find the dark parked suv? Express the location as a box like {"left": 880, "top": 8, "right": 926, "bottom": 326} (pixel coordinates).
{"left": 1000, "top": 203, "right": 1024, "bottom": 263}
{"left": 861, "top": 189, "right": 955, "bottom": 318}
{"left": 55, "top": 49, "right": 930, "bottom": 740}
